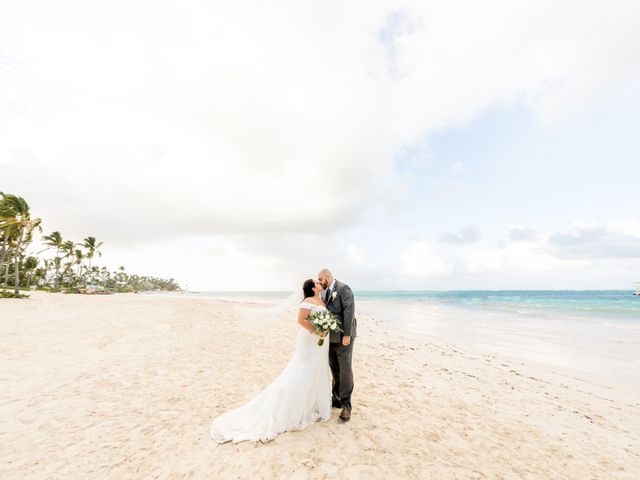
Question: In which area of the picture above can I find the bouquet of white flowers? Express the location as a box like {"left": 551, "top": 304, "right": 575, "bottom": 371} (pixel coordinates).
{"left": 308, "top": 310, "right": 342, "bottom": 346}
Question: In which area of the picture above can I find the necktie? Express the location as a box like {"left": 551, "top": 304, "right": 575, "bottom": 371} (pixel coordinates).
{"left": 325, "top": 288, "right": 332, "bottom": 303}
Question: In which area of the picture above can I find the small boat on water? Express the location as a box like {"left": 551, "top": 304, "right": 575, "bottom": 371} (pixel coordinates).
{"left": 634, "top": 282, "right": 640, "bottom": 295}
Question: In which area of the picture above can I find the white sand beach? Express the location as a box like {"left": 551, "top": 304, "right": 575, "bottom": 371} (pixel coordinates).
{"left": 1, "top": 292, "right": 638, "bottom": 479}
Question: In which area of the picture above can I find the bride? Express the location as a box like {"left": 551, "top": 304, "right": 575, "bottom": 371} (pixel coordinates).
{"left": 210, "top": 279, "right": 331, "bottom": 443}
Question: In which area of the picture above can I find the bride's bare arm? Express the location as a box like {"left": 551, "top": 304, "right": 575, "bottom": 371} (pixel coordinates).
{"left": 298, "top": 308, "right": 315, "bottom": 333}
{"left": 297, "top": 308, "right": 315, "bottom": 333}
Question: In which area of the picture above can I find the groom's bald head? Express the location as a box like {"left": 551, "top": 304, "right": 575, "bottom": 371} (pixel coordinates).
{"left": 318, "top": 269, "right": 333, "bottom": 289}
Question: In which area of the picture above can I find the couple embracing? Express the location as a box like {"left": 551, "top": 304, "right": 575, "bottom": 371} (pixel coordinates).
{"left": 210, "top": 269, "right": 357, "bottom": 443}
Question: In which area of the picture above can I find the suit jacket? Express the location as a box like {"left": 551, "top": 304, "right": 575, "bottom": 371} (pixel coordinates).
{"left": 325, "top": 280, "right": 357, "bottom": 343}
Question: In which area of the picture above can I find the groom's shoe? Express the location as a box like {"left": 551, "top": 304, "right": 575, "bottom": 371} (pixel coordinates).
{"left": 339, "top": 408, "right": 351, "bottom": 422}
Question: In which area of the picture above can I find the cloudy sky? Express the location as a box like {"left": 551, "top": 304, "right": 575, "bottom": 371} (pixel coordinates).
{"left": 2, "top": 0, "right": 640, "bottom": 290}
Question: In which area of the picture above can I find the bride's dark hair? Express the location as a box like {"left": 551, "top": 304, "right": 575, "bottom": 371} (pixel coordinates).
{"left": 302, "top": 279, "right": 315, "bottom": 299}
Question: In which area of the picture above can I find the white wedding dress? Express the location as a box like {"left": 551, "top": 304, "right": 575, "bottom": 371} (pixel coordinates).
{"left": 210, "top": 302, "right": 331, "bottom": 443}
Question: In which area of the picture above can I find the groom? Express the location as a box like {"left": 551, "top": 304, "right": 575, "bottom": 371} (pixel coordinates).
{"left": 318, "top": 269, "right": 357, "bottom": 422}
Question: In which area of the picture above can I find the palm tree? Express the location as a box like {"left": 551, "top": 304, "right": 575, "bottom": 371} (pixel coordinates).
{"left": 2, "top": 250, "right": 12, "bottom": 286}
{"left": 87, "top": 265, "right": 100, "bottom": 287}
{"left": 42, "top": 231, "right": 64, "bottom": 289}
{"left": 0, "top": 192, "right": 17, "bottom": 281}
{"left": 74, "top": 248, "right": 84, "bottom": 277}
{"left": 62, "top": 240, "right": 75, "bottom": 258}
{"left": 20, "top": 217, "right": 43, "bottom": 286}
{"left": 23, "top": 256, "right": 39, "bottom": 289}
{"left": 0, "top": 228, "right": 6, "bottom": 276}
{"left": 37, "top": 259, "right": 52, "bottom": 288}
{"left": 61, "top": 240, "right": 76, "bottom": 287}
{"left": 2, "top": 191, "right": 181, "bottom": 295}
{"left": 82, "top": 236, "right": 103, "bottom": 269}
{"left": 115, "top": 265, "right": 128, "bottom": 292}
{"left": 0, "top": 194, "right": 42, "bottom": 294}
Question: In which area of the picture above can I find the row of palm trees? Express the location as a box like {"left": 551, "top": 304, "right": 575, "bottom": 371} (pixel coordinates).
{"left": 0, "top": 193, "right": 41, "bottom": 295}
{"left": 1, "top": 192, "right": 180, "bottom": 296}
{"left": 40, "top": 231, "right": 104, "bottom": 290}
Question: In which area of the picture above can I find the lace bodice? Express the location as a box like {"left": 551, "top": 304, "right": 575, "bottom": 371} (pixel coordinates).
{"left": 300, "top": 301, "right": 327, "bottom": 314}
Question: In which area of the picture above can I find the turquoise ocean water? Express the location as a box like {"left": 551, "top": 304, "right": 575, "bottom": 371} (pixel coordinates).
{"left": 180, "top": 290, "right": 640, "bottom": 383}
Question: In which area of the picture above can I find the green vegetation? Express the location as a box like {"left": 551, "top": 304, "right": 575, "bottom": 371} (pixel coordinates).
{"left": 1, "top": 192, "right": 180, "bottom": 297}
{"left": 0, "top": 288, "right": 29, "bottom": 299}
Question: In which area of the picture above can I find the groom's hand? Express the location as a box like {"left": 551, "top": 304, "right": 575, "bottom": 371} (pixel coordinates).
{"left": 342, "top": 335, "right": 351, "bottom": 346}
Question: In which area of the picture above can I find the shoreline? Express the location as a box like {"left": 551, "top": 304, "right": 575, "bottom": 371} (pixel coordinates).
{"left": 141, "top": 290, "right": 640, "bottom": 386}
{"left": 370, "top": 309, "right": 640, "bottom": 402}
{"left": 1, "top": 292, "right": 638, "bottom": 478}
{"left": 359, "top": 300, "right": 640, "bottom": 386}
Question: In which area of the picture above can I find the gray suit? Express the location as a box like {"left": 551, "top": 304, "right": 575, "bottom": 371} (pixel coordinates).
{"left": 325, "top": 280, "right": 356, "bottom": 410}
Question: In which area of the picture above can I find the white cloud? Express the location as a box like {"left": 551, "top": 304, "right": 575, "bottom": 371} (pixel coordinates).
{"left": 467, "top": 240, "right": 593, "bottom": 275}
{"left": 609, "top": 219, "right": 640, "bottom": 238}
{"left": 0, "top": 1, "right": 398, "bottom": 244}
{"left": 347, "top": 245, "right": 366, "bottom": 265}
{"left": 399, "top": 241, "right": 453, "bottom": 277}
{"left": 2, "top": 1, "right": 639, "bottom": 288}
{"left": 439, "top": 225, "right": 480, "bottom": 245}
{"left": 467, "top": 248, "right": 503, "bottom": 275}
{"left": 548, "top": 222, "right": 640, "bottom": 259}
{"left": 466, "top": 219, "right": 640, "bottom": 276}
{"left": 2, "top": 1, "right": 639, "bottom": 240}
{"left": 508, "top": 226, "right": 537, "bottom": 242}
{"left": 502, "top": 241, "right": 593, "bottom": 272}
